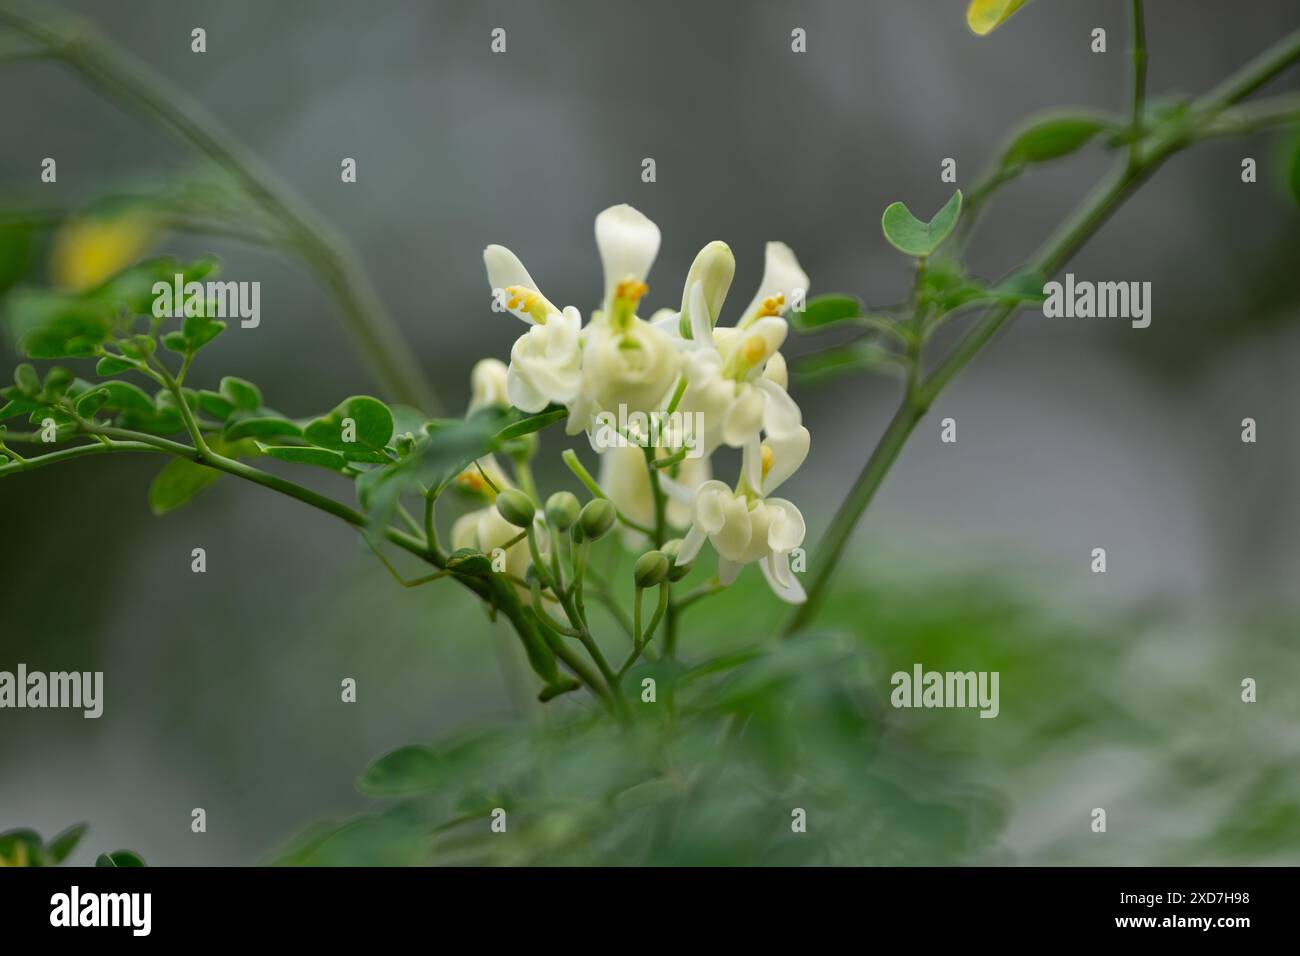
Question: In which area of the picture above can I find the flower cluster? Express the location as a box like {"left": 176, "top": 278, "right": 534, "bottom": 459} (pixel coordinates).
{"left": 476, "top": 205, "right": 811, "bottom": 602}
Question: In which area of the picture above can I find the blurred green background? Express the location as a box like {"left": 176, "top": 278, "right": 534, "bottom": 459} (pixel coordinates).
{"left": 1, "top": 0, "right": 1298, "bottom": 865}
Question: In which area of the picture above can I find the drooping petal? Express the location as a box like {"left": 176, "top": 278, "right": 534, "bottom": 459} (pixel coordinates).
{"left": 741, "top": 436, "right": 764, "bottom": 495}
{"left": 760, "top": 553, "right": 806, "bottom": 603}
{"left": 595, "top": 204, "right": 660, "bottom": 313}
{"left": 677, "top": 522, "right": 708, "bottom": 564}
{"left": 737, "top": 242, "right": 809, "bottom": 327}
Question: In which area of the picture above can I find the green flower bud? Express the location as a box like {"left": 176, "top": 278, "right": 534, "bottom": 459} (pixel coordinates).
{"left": 579, "top": 499, "right": 616, "bottom": 540}
{"left": 661, "top": 538, "right": 693, "bottom": 582}
{"left": 496, "top": 488, "right": 536, "bottom": 528}
{"left": 545, "top": 491, "right": 581, "bottom": 531}
{"left": 634, "top": 550, "right": 670, "bottom": 589}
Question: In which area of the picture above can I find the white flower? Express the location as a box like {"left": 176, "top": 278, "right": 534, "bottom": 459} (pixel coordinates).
{"left": 675, "top": 436, "right": 808, "bottom": 602}
{"left": 670, "top": 239, "right": 810, "bottom": 456}
{"left": 468, "top": 358, "right": 510, "bottom": 412}
{"left": 482, "top": 245, "right": 582, "bottom": 413}
{"left": 564, "top": 205, "right": 681, "bottom": 434}
{"left": 507, "top": 306, "right": 583, "bottom": 413}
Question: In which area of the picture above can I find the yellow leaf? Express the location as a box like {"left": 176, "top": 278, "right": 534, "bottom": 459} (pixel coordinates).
{"left": 967, "top": 0, "right": 1032, "bottom": 36}
{"left": 50, "top": 214, "right": 157, "bottom": 291}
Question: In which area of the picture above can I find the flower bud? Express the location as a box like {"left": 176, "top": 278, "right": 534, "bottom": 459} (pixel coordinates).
{"left": 661, "top": 538, "right": 693, "bottom": 582}
{"left": 495, "top": 488, "right": 536, "bottom": 528}
{"left": 634, "top": 550, "right": 670, "bottom": 589}
{"left": 545, "top": 491, "right": 581, "bottom": 531}
{"left": 579, "top": 498, "right": 616, "bottom": 540}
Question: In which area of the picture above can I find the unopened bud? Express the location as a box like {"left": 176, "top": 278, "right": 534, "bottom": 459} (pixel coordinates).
{"left": 634, "top": 550, "right": 670, "bottom": 588}
{"left": 579, "top": 498, "right": 616, "bottom": 540}
{"left": 545, "top": 491, "right": 581, "bottom": 531}
{"left": 496, "top": 488, "right": 536, "bottom": 528}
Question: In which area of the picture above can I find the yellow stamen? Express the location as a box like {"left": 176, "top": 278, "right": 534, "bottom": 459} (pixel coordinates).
{"left": 610, "top": 278, "right": 649, "bottom": 330}
{"left": 761, "top": 444, "right": 774, "bottom": 478}
{"left": 504, "top": 285, "right": 555, "bottom": 324}
{"left": 754, "top": 294, "right": 785, "bottom": 319}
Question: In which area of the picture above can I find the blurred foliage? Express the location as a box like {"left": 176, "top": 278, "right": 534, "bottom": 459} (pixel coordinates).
{"left": 0, "top": 823, "right": 144, "bottom": 867}
{"left": 270, "top": 569, "right": 1300, "bottom": 866}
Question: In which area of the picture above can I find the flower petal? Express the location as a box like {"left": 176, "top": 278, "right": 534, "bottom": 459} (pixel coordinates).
{"left": 764, "top": 497, "right": 807, "bottom": 553}
{"left": 595, "top": 204, "right": 660, "bottom": 312}
{"left": 737, "top": 242, "right": 809, "bottom": 327}
{"left": 760, "top": 553, "right": 806, "bottom": 603}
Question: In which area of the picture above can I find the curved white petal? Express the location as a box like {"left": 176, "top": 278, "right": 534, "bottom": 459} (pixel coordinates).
{"left": 677, "top": 523, "right": 708, "bottom": 564}
{"left": 760, "top": 553, "right": 806, "bottom": 603}
{"left": 692, "top": 480, "right": 734, "bottom": 535}
{"left": 738, "top": 242, "right": 809, "bottom": 327}
{"left": 741, "top": 436, "right": 763, "bottom": 494}
{"left": 755, "top": 376, "right": 803, "bottom": 437}
{"left": 484, "top": 244, "right": 545, "bottom": 324}
{"left": 595, "top": 204, "right": 660, "bottom": 312}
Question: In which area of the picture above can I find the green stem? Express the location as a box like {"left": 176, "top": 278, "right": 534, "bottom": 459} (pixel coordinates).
{"left": 1128, "top": 0, "right": 1147, "bottom": 169}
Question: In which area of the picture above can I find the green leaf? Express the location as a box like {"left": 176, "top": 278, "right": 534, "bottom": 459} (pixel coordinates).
{"left": 161, "top": 330, "right": 189, "bottom": 354}
{"left": 446, "top": 548, "right": 494, "bottom": 577}
{"left": 223, "top": 411, "right": 303, "bottom": 441}
{"left": 0, "top": 828, "right": 45, "bottom": 866}
{"left": 149, "top": 457, "right": 221, "bottom": 515}
{"left": 1003, "top": 113, "right": 1113, "bottom": 168}
{"left": 219, "top": 376, "right": 262, "bottom": 411}
{"left": 495, "top": 406, "right": 566, "bottom": 441}
{"left": 259, "top": 444, "right": 349, "bottom": 470}
{"left": 75, "top": 387, "right": 110, "bottom": 418}
{"left": 97, "top": 380, "right": 156, "bottom": 416}
{"left": 95, "top": 355, "right": 137, "bottom": 377}
{"left": 6, "top": 289, "right": 116, "bottom": 358}
{"left": 197, "top": 389, "right": 236, "bottom": 421}
{"left": 304, "top": 395, "right": 394, "bottom": 462}
{"left": 881, "top": 190, "right": 962, "bottom": 257}
{"left": 794, "top": 341, "right": 904, "bottom": 385}
{"left": 182, "top": 313, "right": 226, "bottom": 350}
{"left": 14, "top": 363, "right": 40, "bottom": 397}
{"left": 358, "top": 745, "right": 445, "bottom": 796}
{"left": 44, "top": 823, "right": 88, "bottom": 864}
{"left": 95, "top": 850, "right": 145, "bottom": 867}
{"left": 789, "top": 294, "right": 864, "bottom": 331}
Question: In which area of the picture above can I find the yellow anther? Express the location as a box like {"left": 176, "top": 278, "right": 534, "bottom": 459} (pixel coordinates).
{"left": 761, "top": 444, "right": 774, "bottom": 478}
{"left": 457, "top": 470, "right": 486, "bottom": 492}
{"left": 616, "top": 279, "right": 649, "bottom": 305}
{"left": 504, "top": 285, "right": 554, "bottom": 323}
{"left": 755, "top": 294, "right": 785, "bottom": 319}
{"left": 610, "top": 278, "right": 649, "bottom": 330}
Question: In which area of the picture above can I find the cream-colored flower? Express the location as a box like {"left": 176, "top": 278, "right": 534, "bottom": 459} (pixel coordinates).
{"left": 482, "top": 245, "right": 582, "bottom": 413}
{"left": 670, "top": 239, "right": 810, "bottom": 456}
